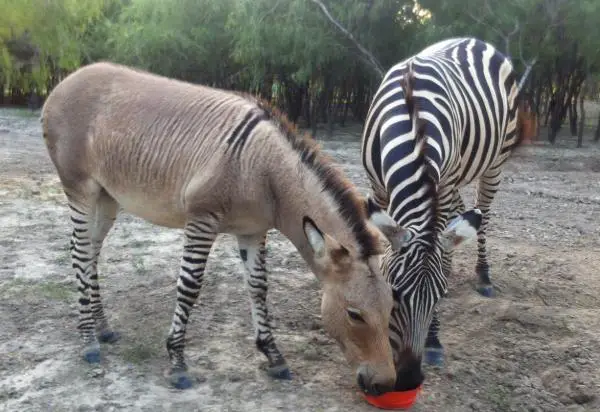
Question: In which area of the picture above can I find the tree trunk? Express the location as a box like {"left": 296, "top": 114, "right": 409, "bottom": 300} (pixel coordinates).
{"left": 283, "top": 81, "right": 306, "bottom": 123}
{"left": 548, "top": 96, "right": 562, "bottom": 144}
{"left": 594, "top": 110, "right": 600, "bottom": 142}
{"left": 577, "top": 89, "right": 585, "bottom": 148}
{"left": 569, "top": 98, "right": 577, "bottom": 136}
{"left": 326, "top": 100, "right": 335, "bottom": 138}
{"left": 341, "top": 89, "right": 350, "bottom": 127}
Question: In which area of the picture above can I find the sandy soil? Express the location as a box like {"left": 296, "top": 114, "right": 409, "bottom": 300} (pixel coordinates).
{"left": 0, "top": 108, "right": 599, "bottom": 412}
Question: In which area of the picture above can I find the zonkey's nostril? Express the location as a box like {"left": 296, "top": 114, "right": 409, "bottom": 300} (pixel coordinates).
{"left": 370, "top": 383, "right": 383, "bottom": 396}
{"left": 357, "top": 372, "right": 367, "bottom": 392}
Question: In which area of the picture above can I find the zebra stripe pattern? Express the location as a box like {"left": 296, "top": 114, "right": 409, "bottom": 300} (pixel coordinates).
{"left": 361, "top": 37, "right": 523, "bottom": 379}
{"left": 69, "top": 200, "right": 121, "bottom": 364}
{"left": 167, "top": 214, "right": 220, "bottom": 375}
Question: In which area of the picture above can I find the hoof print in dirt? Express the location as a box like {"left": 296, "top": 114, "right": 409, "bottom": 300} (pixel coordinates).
{"left": 98, "top": 330, "right": 121, "bottom": 344}
{"left": 424, "top": 347, "right": 444, "bottom": 366}
{"left": 477, "top": 284, "right": 495, "bottom": 298}
{"left": 164, "top": 368, "right": 195, "bottom": 390}
{"left": 83, "top": 345, "right": 101, "bottom": 364}
{"left": 267, "top": 364, "right": 293, "bottom": 380}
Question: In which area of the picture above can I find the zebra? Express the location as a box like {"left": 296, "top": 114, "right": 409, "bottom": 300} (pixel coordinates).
{"left": 360, "top": 37, "right": 535, "bottom": 390}
{"left": 41, "top": 61, "right": 400, "bottom": 394}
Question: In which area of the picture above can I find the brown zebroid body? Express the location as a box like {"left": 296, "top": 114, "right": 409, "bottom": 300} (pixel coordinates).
{"left": 41, "top": 62, "right": 401, "bottom": 394}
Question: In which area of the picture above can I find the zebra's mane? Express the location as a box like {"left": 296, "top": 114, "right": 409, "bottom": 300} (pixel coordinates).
{"left": 238, "top": 92, "right": 381, "bottom": 259}
{"left": 400, "top": 66, "right": 440, "bottom": 240}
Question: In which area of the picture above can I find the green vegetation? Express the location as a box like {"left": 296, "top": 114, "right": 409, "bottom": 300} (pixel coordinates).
{"left": 3, "top": 278, "right": 74, "bottom": 302}
{"left": 2, "top": 0, "right": 600, "bottom": 143}
{"left": 120, "top": 341, "right": 159, "bottom": 364}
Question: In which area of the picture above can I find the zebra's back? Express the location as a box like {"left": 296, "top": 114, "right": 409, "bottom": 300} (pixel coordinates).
{"left": 362, "top": 37, "right": 520, "bottom": 212}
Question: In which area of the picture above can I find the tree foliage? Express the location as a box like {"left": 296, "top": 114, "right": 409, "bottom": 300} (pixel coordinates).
{"left": 2, "top": 0, "right": 600, "bottom": 141}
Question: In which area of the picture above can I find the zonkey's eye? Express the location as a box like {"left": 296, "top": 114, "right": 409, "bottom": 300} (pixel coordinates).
{"left": 347, "top": 308, "right": 365, "bottom": 322}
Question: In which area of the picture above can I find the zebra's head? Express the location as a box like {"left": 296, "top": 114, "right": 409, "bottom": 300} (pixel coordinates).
{"left": 367, "top": 198, "right": 482, "bottom": 389}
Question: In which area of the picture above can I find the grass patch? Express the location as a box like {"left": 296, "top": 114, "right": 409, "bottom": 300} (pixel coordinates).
{"left": 130, "top": 239, "right": 154, "bottom": 249}
{"left": 0, "top": 107, "right": 40, "bottom": 118}
{"left": 486, "top": 385, "right": 513, "bottom": 411}
{"left": 121, "top": 342, "right": 160, "bottom": 365}
{"left": 54, "top": 250, "right": 70, "bottom": 266}
{"left": 134, "top": 257, "right": 147, "bottom": 276}
{"left": 38, "top": 282, "right": 74, "bottom": 301}
{"left": 3, "top": 278, "right": 75, "bottom": 302}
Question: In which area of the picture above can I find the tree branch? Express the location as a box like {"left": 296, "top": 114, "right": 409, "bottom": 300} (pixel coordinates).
{"left": 309, "top": 0, "right": 385, "bottom": 79}
{"left": 515, "top": 0, "right": 567, "bottom": 96}
{"left": 465, "top": 10, "right": 505, "bottom": 39}
{"left": 258, "top": 0, "right": 282, "bottom": 26}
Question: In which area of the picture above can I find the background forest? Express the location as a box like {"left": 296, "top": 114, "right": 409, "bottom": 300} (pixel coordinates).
{"left": 1, "top": 0, "right": 599, "bottom": 144}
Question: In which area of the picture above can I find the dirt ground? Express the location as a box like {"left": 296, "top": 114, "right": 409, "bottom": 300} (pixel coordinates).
{"left": 0, "top": 107, "right": 599, "bottom": 412}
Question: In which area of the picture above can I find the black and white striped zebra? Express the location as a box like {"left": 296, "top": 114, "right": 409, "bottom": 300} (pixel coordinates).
{"left": 360, "top": 37, "right": 531, "bottom": 389}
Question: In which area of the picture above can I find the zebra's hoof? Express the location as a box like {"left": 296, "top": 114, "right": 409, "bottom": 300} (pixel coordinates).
{"left": 477, "top": 284, "right": 495, "bottom": 298}
{"left": 83, "top": 344, "right": 101, "bottom": 364}
{"left": 164, "top": 368, "right": 194, "bottom": 389}
{"left": 98, "top": 330, "right": 121, "bottom": 344}
{"left": 267, "top": 364, "right": 293, "bottom": 380}
{"left": 424, "top": 347, "right": 444, "bottom": 366}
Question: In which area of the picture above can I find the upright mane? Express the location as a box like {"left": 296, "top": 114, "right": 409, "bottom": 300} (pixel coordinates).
{"left": 238, "top": 92, "right": 381, "bottom": 259}
{"left": 400, "top": 65, "right": 440, "bottom": 240}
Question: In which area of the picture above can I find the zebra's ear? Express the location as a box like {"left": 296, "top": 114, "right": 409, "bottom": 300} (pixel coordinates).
{"left": 440, "top": 208, "right": 482, "bottom": 250}
{"left": 365, "top": 196, "right": 411, "bottom": 251}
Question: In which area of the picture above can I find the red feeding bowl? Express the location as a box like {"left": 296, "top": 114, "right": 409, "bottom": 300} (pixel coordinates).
{"left": 362, "top": 385, "right": 422, "bottom": 410}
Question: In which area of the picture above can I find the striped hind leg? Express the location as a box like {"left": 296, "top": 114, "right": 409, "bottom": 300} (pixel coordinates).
{"left": 474, "top": 168, "right": 501, "bottom": 297}
{"left": 165, "top": 215, "right": 219, "bottom": 389}
{"left": 237, "top": 233, "right": 290, "bottom": 380}
{"left": 89, "top": 192, "right": 120, "bottom": 344}
{"left": 69, "top": 189, "right": 119, "bottom": 363}
{"left": 424, "top": 190, "right": 465, "bottom": 366}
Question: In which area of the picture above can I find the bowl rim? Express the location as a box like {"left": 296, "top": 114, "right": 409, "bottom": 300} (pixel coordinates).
{"left": 362, "top": 385, "right": 422, "bottom": 409}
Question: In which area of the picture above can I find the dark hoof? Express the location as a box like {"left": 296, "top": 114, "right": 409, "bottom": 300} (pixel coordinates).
{"left": 424, "top": 347, "right": 444, "bottom": 366}
{"left": 83, "top": 345, "right": 101, "bottom": 364}
{"left": 164, "top": 368, "right": 194, "bottom": 389}
{"left": 98, "top": 330, "right": 121, "bottom": 344}
{"left": 267, "top": 364, "right": 292, "bottom": 380}
{"left": 477, "top": 284, "right": 495, "bottom": 298}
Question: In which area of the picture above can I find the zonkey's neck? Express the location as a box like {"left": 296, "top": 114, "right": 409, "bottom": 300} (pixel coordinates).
{"left": 271, "top": 160, "right": 361, "bottom": 276}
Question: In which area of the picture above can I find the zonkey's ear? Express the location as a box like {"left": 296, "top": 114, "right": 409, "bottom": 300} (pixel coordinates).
{"left": 303, "top": 216, "right": 350, "bottom": 265}
{"left": 364, "top": 196, "right": 411, "bottom": 251}
{"left": 440, "top": 208, "right": 482, "bottom": 251}
{"left": 303, "top": 216, "right": 327, "bottom": 259}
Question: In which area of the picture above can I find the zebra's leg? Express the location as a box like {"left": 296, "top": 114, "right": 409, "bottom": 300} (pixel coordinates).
{"left": 165, "top": 215, "right": 219, "bottom": 390}
{"left": 425, "top": 189, "right": 463, "bottom": 366}
{"left": 441, "top": 190, "right": 466, "bottom": 279}
{"left": 90, "top": 192, "right": 120, "bottom": 344}
{"left": 475, "top": 168, "right": 501, "bottom": 298}
{"left": 237, "top": 233, "right": 291, "bottom": 380}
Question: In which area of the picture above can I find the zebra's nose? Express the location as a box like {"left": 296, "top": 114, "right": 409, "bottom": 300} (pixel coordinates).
{"left": 394, "top": 355, "right": 425, "bottom": 391}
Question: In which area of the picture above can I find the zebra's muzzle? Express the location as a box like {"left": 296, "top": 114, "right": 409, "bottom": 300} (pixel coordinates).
{"left": 394, "top": 352, "right": 425, "bottom": 391}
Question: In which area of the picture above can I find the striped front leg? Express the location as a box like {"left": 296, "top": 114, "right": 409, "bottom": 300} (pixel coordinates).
{"left": 165, "top": 216, "right": 219, "bottom": 389}
{"left": 475, "top": 168, "right": 502, "bottom": 298}
{"left": 237, "top": 233, "right": 290, "bottom": 380}
{"left": 424, "top": 188, "right": 463, "bottom": 367}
